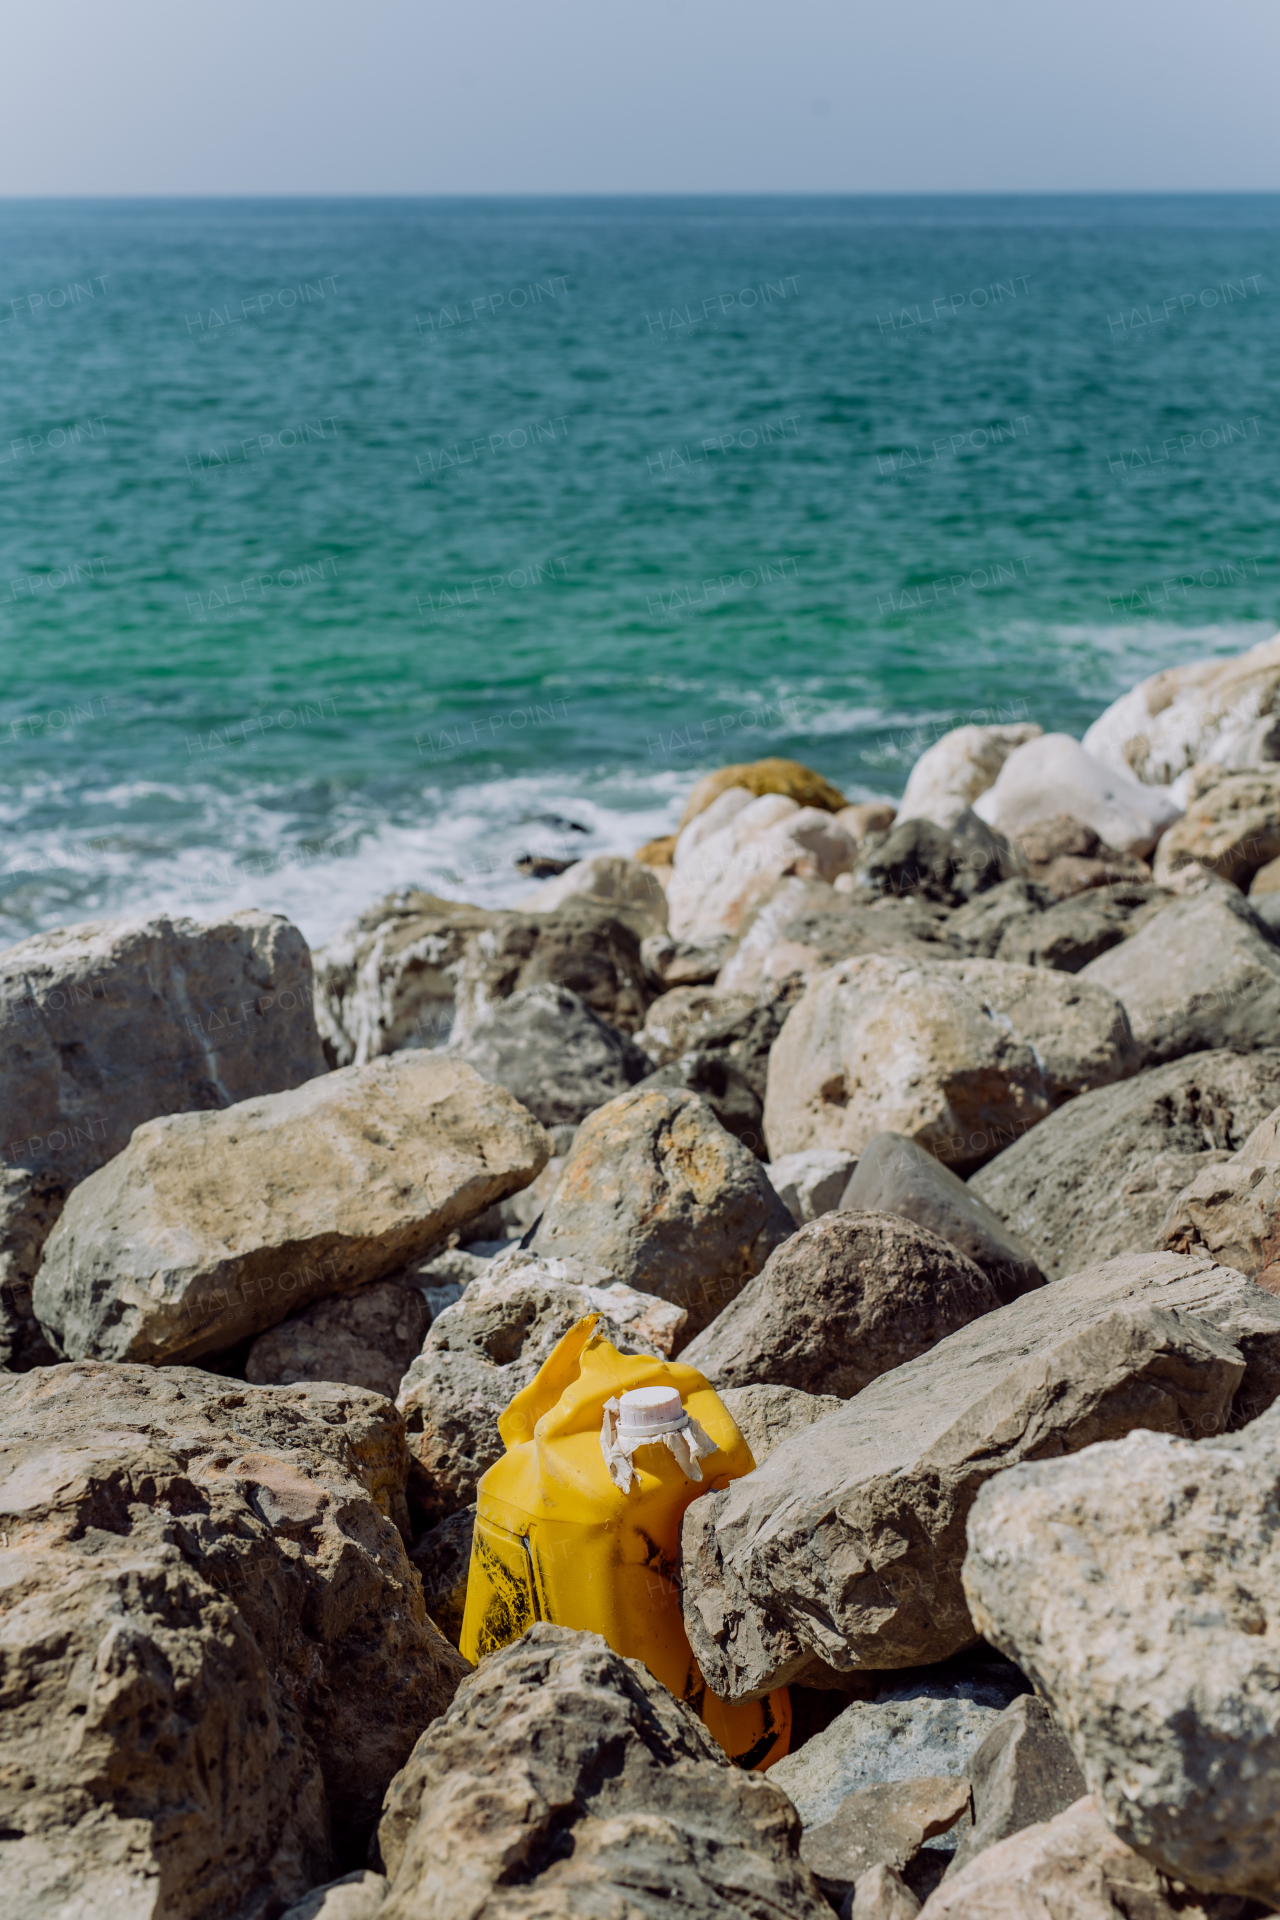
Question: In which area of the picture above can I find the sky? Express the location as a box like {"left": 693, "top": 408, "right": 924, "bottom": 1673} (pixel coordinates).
{"left": 1, "top": 0, "right": 1277, "bottom": 196}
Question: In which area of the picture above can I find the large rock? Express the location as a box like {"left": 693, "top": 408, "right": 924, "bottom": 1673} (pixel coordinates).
{"left": 897, "top": 724, "right": 1043, "bottom": 830}
{"left": 530, "top": 1087, "right": 795, "bottom": 1339}
{"left": 246, "top": 1278, "right": 434, "bottom": 1399}
{"left": 944, "top": 879, "right": 1048, "bottom": 958}
{"left": 678, "top": 756, "right": 847, "bottom": 828}
{"left": 917, "top": 1797, "right": 1212, "bottom": 1920}
{"left": 972, "top": 734, "right": 1182, "bottom": 858}
{"left": 717, "top": 881, "right": 952, "bottom": 996}
{"left": 516, "top": 851, "right": 670, "bottom": 925}
{"left": 0, "top": 1363, "right": 467, "bottom": 1918}
{"left": 446, "top": 981, "right": 645, "bottom": 1127}
{"left": 396, "top": 1254, "right": 672, "bottom": 1525}
{"left": 970, "top": 1048, "right": 1280, "bottom": 1281}
{"left": 667, "top": 797, "right": 856, "bottom": 942}
{"left": 963, "top": 1405, "right": 1280, "bottom": 1904}
{"left": 633, "top": 986, "right": 790, "bottom": 1156}
{"left": 682, "top": 1211, "right": 1001, "bottom": 1399}
{"left": 801, "top": 1777, "right": 971, "bottom": 1908}
{"left": 1159, "top": 1104, "right": 1280, "bottom": 1287}
{"left": 33, "top": 1053, "right": 550, "bottom": 1366}
{"left": 314, "top": 890, "right": 654, "bottom": 1067}
{"left": 1152, "top": 765, "right": 1280, "bottom": 888}
{"left": 1083, "top": 631, "right": 1280, "bottom": 787}
{"left": 771, "top": 1662, "right": 1026, "bottom": 1826}
{"left": 763, "top": 955, "right": 1138, "bottom": 1173}
{"left": 942, "top": 1697, "right": 1086, "bottom": 1881}
{"left": 0, "top": 909, "right": 325, "bottom": 1365}
{"left": 857, "top": 812, "right": 1015, "bottom": 907}
{"left": 718, "top": 1382, "right": 841, "bottom": 1463}
{"left": 992, "top": 888, "right": 1150, "bottom": 974}
{"left": 766, "top": 1147, "right": 860, "bottom": 1224}
{"left": 679, "top": 1251, "right": 1280, "bottom": 1700}
{"left": 1080, "top": 884, "right": 1280, "bottom": 1064}
{"left": 1006, "top": 815, "right": 1153, "bottom": 899}
{"left": 372, "top": 1623, "right": 830, "bottom": 1920}
{"left": 841, "top": 1133, "right": 1043, "bottom": 1303}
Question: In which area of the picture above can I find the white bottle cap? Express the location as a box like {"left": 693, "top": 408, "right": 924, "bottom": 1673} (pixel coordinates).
{"left": 617, "top": 1385, "right": 684, "bottom": 1434}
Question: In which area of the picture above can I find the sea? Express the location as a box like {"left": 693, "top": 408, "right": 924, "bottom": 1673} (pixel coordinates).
{"left": 1, "top": 194, "right": 1277, "bottom": 950}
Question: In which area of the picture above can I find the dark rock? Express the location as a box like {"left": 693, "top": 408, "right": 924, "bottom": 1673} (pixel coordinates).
{"left": 632, "top": 1052, "right": 767, "bottom": 1155}
{"left": 944, "top": 879, "right": 1048, "bottom": 958}
{"left": 681, "top": 1210, "right": 1001, "bottom": 1398}
{"left": 448, "top": 981, "right": 647, "bottom": 1127}
{"left": 943, "top": 1697, "right": 1086, "bottom": 1880}
{"left": 372, "top": 1623, "right": 829, "bottom": 1920}
{"left": 0, "top": 1363, "right": 467, "bottom": 1915}
{"left": 245, "top": 1278, "right": 433, "bottom": 1399}
{"left": 638, "top": 987, "right": 788, "bottom": 1103}
{"left": 840, "top": 1133, "right": 1044, "bottom": 1303}
{"left": 409, "top": 1506, "right": 475, "bottom": 1647}
{"left": 859, "top": 815, "right": 1014, "bottom": 908}
{"left": 969, "top": 1047, "right": 1280, "bottom": 1282}
{"left": 994, "top": 889, "right": 1151, "bottom": 973}
{"left": 530, "top": 1087, "right": 796, "bottom": 1340}
{"left": 680, "top": 1251, "right": 1280, "bottom": 1700}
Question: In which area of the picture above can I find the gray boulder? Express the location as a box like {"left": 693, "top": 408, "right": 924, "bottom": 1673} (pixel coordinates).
{"left": 246, "top": 1278, "right": 433, "bottom": 1400}
{"left": 632, "top": 1052, "right": 767, "bottom": 1156}
{"left": 447, "top": 981, "right": 645, "bottom": 1127}
{"left": 841, "top": 1133, "right": 1043, "bottom": 1303}
{"left": 767, "top": 1148, "right": 860, "bottom": 1224}
{"left": 993, "top": 888, "right": 1144, "bottom": 973}
{"left": 970, "top": 1047, "right": 1280, "bottom": 1281}
{"left": 0, "top": 1362, "right": 467, "bottom": 1918}
{"left": 0, "top": 908, "right": 325, "bottom": 1366}
{"left": 963, "top": 1404, "right": 1280, "bottom": 1906}
{"left": 716, "top": 879, "right": 953, "bottom": 997}
{"left": 718, "top": 1383, "right": 842, "bottom": 1463}
{"left": 943, "top": 878, "right": 1048, "bottom": 958}
{"left": 33, "top": 1053, "right": 550, "bottom": 1366}
{"left": 680, "top": 1252, "right": 1280, "bottom": 1700}
{"left": 857, "top": 813, "right": 1014, "bottom": 907}
{"left": 1081, "top": 884, "right": 1280, "bottom": 1064}
{"left": 531, "top": 1086, "right": 795, "bottom": 1340}
{"left": 682, "top": 1211, "right": 1001, "bottom": 1399}
{"left": 942, "top": 1696, "right": 1085, "bottom": 1880}
{"left": 396, "top": 1255, "right": 668, "bottom": 1526}
{"left": 372, "top": 1624, "right": 830, "bottom": 1920}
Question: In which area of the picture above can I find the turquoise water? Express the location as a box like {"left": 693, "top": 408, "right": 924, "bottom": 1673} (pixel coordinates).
{"left": 1, "top": 194, "right": 1277, "bottom": 944}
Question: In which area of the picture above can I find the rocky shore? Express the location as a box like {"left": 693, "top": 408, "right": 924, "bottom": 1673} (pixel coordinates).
{"left": 7, "top": 633, "right": 1280, "bottom": 1916}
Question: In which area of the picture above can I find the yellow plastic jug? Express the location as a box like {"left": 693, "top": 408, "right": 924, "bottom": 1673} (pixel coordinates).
{"left": 460, "top": 1313, "right": 790, "bottom": 1770}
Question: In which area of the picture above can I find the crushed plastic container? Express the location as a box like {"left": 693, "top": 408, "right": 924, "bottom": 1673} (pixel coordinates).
{"left": 460, "top": 1312, "right": 790, "bottom": 1770}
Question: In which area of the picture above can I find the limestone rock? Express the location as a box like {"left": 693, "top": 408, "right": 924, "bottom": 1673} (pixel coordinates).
{"left": 0, "top": 1363, "right": 467, "bottom": 1917}
{"left": 33, "top": 1053, "right": 550, "bottom": 1366}
{"left": 1080, "top": 884, "right": 1280, "bottom": 1064}
{"left": 766, "top": 1147, "right": 860, "bottom": 1224}
{"left": 281, "top": 1872, "right": 389, "bottom": 1920}
{"left": 409, "top": 1505, "right": 475, "bottom": 1647}
{"left": 763, "top": 955, "right": 1138, "bottom": 1173}
{"left": 971, "top": 1048, "right": 1280, "bottom": 1283}
{"left": 898, "top": 724, "right": 1044, "bottom": 831}
{"left": 632, "top": 1052, "right": 767, "bottom": 1156}
{"left": 516, "top": 852, "right": 670, "bottom": 925}
{"left": 858, "top": 812, "right": 1015, "bottom": 906}
{"left": 944, "top": 879, "right": 1048, "bottom": 958}
{"left": 1007, "top": 815, "right": 1153, "bottom": 898}
{"left": 0, "top": 909, "right": 325, "bottom": 1363}
{"left": 1159, "top": 1104, "right": 1280, "bottom": 1287}
{"left": 667, "top": 798, "right": 857, "bottom": 942}
{"left": 675, "top": 784, "right": 758, "bottom": 861}
{"left": 682, "top": 1211, "right": 1001, "bottom": 1399}
{"left": 446, "top": 981, "right": 646, "bottom": 1127}
{"left": 962, "top": 1407, "right": 1280, "bottom": 1903}
{"left": 530, "top": 1087, "right": 795, "bottom": 1338}
{"left": 314, "top": 890, "right": 654, "bottom": 1067}
{"left": 973, "top": 734, "right": 1182, "bottom": 858}
{"left": 841, "top": 1133, "right": 1043, "bottom": 1303}
{"left": 717, "top": 1382, "right": 841, "bottom": 1463}
{"left": 855, "top": 1864, "right": 923, "bottom": 1920}
{"left": 1152, "top": 766, "right": 1280, "bottom": 888}
{"left": 678, "top": 756, "right": 847, "bottom": 827}
{"left": 246, "top": 1279, "right": 433, "bottom": 1399}
{"left": 801, "top": 1777, "right": 970, "bottom": 1908}
{"left": 396, "top": 1256, "right": 668, "bottom": 1525}
{"left": 372, "top": 1626, "right": 831, "bottom": 1919}
{"left": 639, "top": 928, "right": 732, "bottom": 988}
{"left": 717, "top": 882, "right": 952, "bottom": 996}
{"left": 917, "top": 1797, "right": 1210, "bottom": 1920}
{"left": 942, "top": 1697, "right": 1085, "bottom": 1881}
{"left": 835, "top": 800, "right": 899, "bottom": 847}
{"left": 1082, "top": 631, "right": 1280, "bottom": 787}
{"left": 640, "top": 985, "right": 757, "bottom": 1060}
{"left": 993, "top": 889, "right": 1150, "bottom": 974}
{"left": 679, "top": 1251, "right": 1280, "bottom": 1700}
